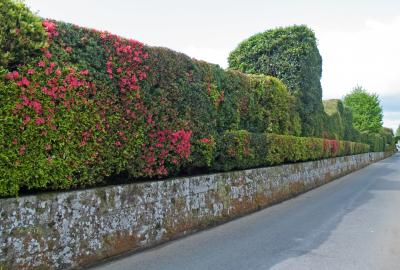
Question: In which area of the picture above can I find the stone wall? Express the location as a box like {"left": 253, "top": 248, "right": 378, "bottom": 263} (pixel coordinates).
{"left": 0, "top": 152, "right": 390, "bottom": 269}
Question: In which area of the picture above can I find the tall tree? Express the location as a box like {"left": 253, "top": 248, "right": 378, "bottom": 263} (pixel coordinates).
{"left": 396, "top": 125, "right": 400, "bottom": 137}
{"left": 343, "top": 86, "right": 383, "bottom": 133}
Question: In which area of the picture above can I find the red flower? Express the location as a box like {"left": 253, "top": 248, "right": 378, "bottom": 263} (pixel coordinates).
{"left": 44, "top": 51, "right": 52, "bottom": 59}
{"left": 5, "top": 71, "right": 19, "bottom": 80}
{"left": 38, "top": 61, "right": 46, "bottom": 68}
{"left": 199, "top": 138, "right": 212, "bottom": 144}
{"left": 21, "top": 77, "right": 30, "bottom": 87}
{"left": 42, "top": 20, "right": 58, "bottom": 38}
{"left": 35, "top": 118, "right": 45, "bottom": 125}
{"left": 18, "top": 145, "right": 26, "bottom": 156}
{"left": 30, "top": 100, "right": 42, "bottom": 114}
{"left": 21, "top": 95, "right": 30, "bottom": 106}
{"left": 80, "top": 69, "right": 89, "bottom": 76}
{"left": 27, "top": 69, "right": 35, "bottom": 75}
{"left": 115, "top": 141, "right": 122, "bottom": 147}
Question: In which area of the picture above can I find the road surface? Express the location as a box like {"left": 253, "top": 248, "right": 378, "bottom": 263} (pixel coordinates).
{"left": 93, "top": 153, "right": 400, "bottom": 270}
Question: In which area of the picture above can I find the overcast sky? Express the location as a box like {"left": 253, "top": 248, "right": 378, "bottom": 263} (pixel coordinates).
{"left": 25, "top": 0, "right": 400, "bottom": 131}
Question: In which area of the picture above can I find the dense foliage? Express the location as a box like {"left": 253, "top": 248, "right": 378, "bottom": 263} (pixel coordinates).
{"left": 228, "top": 25, "right": 324, "bottom": 136}
{"left": 0, "top": 1, "right": 394, "bottom": 196}
{"left": 0, "top": 2, "right": 301, "bottom": 196}
{"left": 343, "top": 86, "right": 383, "bottom": 133}
{"left": 323, "top": 99, "right": 360, "bottom": 141}
{"left": 380, "top": 127, "right": 396, "bottom": 152}
{"left": 0, "top": 0, "right": 47, "bottom": 70}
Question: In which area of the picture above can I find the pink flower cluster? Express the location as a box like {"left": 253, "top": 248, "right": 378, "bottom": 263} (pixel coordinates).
{"left": 143, "top": 129, "right": 192, "bottom": 176}
{"left": 7, "top": 47, "right": 96, "bottom": 134}
{"left": 42, "top": 20, "right": 59, "bottom": 39}
{"left": 99, "top": 32, "right": 148, "bottom": 94}
{"left": 199, "top": 138, "right": 213, "bottom": 144}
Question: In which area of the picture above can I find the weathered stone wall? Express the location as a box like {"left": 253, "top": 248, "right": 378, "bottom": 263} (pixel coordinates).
{"left": 0, "top": 152, "right": 390, "bottom": 269}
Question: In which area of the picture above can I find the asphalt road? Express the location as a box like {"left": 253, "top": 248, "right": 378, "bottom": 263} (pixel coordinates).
{"left": 93, "top": 153, "right": 400, "bottom": 270}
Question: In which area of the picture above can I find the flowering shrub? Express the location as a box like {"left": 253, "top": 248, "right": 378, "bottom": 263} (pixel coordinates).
{"left": 0, "top": 14, "right": 187, "bottom": 196}
{"left": 1, "top": 42, "right": 103, "bottom": 193}
{"left": 139, "top": 129, "right": 192, "bottom": 176}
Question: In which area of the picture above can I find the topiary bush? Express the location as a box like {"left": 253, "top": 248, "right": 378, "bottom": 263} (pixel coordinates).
{"left": 228, "top": 25, "right": 324, "bottom": 136}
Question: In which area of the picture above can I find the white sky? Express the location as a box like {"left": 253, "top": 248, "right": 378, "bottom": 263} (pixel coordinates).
{"left": 25, "top": 0, "right": 400, "bottom": 132}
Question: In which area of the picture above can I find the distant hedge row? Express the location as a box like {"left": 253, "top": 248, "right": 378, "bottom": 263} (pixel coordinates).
{"left": 323, "top": 99, "right": 361, "bottom": 141}
{"left": 214, "top": 131, "right": 370, "bottom": 172}
{"left": 0, "top": 1, "right": 393, "bottom": 196}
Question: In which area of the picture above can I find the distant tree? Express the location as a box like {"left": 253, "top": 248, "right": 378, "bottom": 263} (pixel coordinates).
{"left": 343, "top": 86, "right": 383, "bottom": 133}
{"left": 396, "top": 125, "right": 400, "bottom": 137}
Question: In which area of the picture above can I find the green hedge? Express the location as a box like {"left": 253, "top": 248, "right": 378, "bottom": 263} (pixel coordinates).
{"left": 360, "top": 132, "right": 385, "bottom": 152}
{"left": 0, "top": 1, "right": 392, "bottom": 196}
{"left": 323, "top": 99, "right": 360, "bottom": 141}
{"left": 361, "top": 128, "right": 398, "bottom": 153}
{"left": 380, "top": 127, "right": 395, "bottom": 145}
{"left": 228, "top": 25, "right": 324, "bottom": 136}
{"left": 0, "top": 3, "right": 301, "bottom": 196}
{"left": 214, "top": 131, "right": 370, "bottom": 171}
